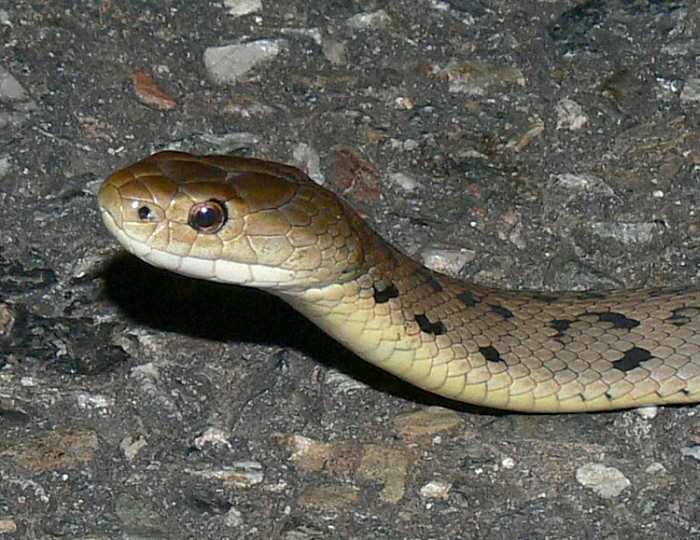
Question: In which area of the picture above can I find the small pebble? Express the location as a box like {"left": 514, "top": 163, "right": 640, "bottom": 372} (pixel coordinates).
{"left": 186, "top": 462, "right": 264, "bottom": 487}
{"left": 193, "top": 427, "right": 232, "bottom": 450}
{"left": 292, "top": 143, "right": 324, "bottom": 185}
{"left": 440, "top": 60, "right": 525, "bottom": 95}
{"left": 576, "top": 463, "right": 630, "bottom": 498}
{"left": 550, "top": 173, "right": 615, "bottom": 195}
{"left": 555, "top": 98, "right": 588, "bottom": 130}
{"left": 501, "top": 457, "right": 516, "bottom": 470}
{"left": 0, "top": 67, "right": 28, "bottom": 101}
{"left": 393, "top": 96, "right": 415, "bottom": 110}
{"left": 322, "top": 37, "right": 348, "bottom": 64}
{"left": 393, "top": 406, "right": 463, "bottom": 440}
{"left": 223, "top": 506, "right": 244, "bottom": 527}
{"left": 0, "top": 155, "right": 10, "bottom": 179}
{"left": 120, "top": 434, "right": 148, "bottom": 461}
{"left": 131, "top": 69, "right": 177, "bottom": 110}
{"left": 76, "top": 393, "right": 112, "bottom": 410}
{"left": 680, "top": 446, "right": 700, "bottom": 461}
{"left": 419, "top": 480, "right": 452, "bottom": 499}
{"left": 324, "top": 368, "right": 370, "bottom": 395}
{"left": 645, "top": 462, "right": 666, "bottom": 474}
{"left": 634, "top": 405, "right": 658, "bottom": 420}
{"left": 387, "top": 172, "right": 419, "bottom": 192}
{"left": 346, "top": 10, "right": 390, "bottom": 30}
{"left": 420, "top": 246, "right": 475, "bottom": 275}
{"left": 223, "top": 0, "right": 262, "bottom": 17}
{"left": 0, "top": 519, "right": 17, "bottom": 534}
{"left": 204, "top": 40, "right": 286, "bottom": 85}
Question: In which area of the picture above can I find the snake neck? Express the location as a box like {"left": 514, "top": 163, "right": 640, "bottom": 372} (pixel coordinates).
{"left": 276, "top": 251, "right": 485, "bottom": 404}
{"left": 278, "top": 250, "right": 700, "bottom": 413}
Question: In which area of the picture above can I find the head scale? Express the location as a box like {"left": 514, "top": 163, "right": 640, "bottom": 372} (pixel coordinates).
{"left": 98, "top": 151, "right": 367, "bottom": 292}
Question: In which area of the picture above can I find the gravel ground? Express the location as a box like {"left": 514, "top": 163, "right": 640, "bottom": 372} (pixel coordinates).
{"left": 1, "top": 1, "right": 700, "bottom": 538}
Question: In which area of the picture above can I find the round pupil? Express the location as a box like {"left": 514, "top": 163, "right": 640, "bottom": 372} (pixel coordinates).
{"left": 188, "top": 200, "right": 226, "bottom": 233}
{"left": 138, "top": 206, "right": 152, "bottom": 220}
{"left": 195, "top": 206, "right": 218, "bottom": 228}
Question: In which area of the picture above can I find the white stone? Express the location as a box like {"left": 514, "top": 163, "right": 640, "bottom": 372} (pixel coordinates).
{"left": 346, "top": 10, "right": 390, "bottom": 30}
{"left": 388, "top": 172, "right": 419, "bottom": 192}
{"left": 555, "top": 98, "right": 588, "bottom": 130}
{"left": 576, "top": 463, "right": 630, "bottom": 498}
{"left": 420, "top": 246, "right": 475, "bottom": 275}
{"left": 204, "top": 40, "right": 286, "bottom": 85}
{"left": 419, "top": 480, "right": 451, "bottom": 499}
{"left": 223, "top": 0, "right": 262, "bottom": 17}
{"left": 0, "top": 67, "right": 28, "bottom": 101}
{"left": 681, "top": 446, "right": 700, "bottom": 461}
{"left": 292, "top": 143, "right": 324, "bottom": 184}
{"left": 634, "top": 405, "right": 659, "bottom": 419}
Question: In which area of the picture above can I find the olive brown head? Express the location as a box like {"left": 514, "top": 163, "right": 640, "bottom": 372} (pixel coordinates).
{"left": 97, "top": 151, "right": 366, "bottom": 293}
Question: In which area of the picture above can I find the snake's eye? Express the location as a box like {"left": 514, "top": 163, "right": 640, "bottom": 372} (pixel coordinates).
{"left": 137, "top": 206, "right": 155, "bottom": 221}
{"left": 188, "top": 200, "right": 227, "bottom": 234}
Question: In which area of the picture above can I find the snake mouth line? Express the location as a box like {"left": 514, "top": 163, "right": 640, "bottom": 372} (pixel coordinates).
{"left": 100, "top": 207, "right": 305, "bottom": 289}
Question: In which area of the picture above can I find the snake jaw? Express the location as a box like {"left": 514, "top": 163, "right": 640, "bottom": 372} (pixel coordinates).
{"left": 99, "top": 180, "right": 311, "bottom": 288}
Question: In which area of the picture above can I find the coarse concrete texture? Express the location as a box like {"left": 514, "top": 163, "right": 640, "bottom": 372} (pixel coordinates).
{"left": 1, "top": 1, "right": 699, "bottom": 538}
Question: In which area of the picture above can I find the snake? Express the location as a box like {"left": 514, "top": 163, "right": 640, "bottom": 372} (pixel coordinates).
{"left": 97, "top": 150, "right": 700, "bottom": 413}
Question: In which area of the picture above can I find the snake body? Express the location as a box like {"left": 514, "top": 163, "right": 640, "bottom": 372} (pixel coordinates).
{"left": 98, "top": 151, "right": 700, "bottom": 412}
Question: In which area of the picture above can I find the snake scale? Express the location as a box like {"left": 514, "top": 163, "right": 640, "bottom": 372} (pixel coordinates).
{"left": 98, "top": 151, "right": 700, "bottom": 412}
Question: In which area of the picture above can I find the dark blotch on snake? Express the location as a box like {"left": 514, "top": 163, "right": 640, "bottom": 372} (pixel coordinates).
{"left": 489, "top": 304, "right": 514, "bottom": 319}
{"left": 456, "top": 291, "right": 479, "bottom": 307}
{"left": 373, "top": 283, "right": 399, "bottom": 304}
{"left": 588, "top": 311, "right": 640, "bottom": 330}
{"left": 550, "top": 319, "right": 571, "bottom": 338}
{"left": 612, "top": 347, "right": 652, "bottom": 372}
{"left": 415, "top": 314, "right": 446, "bottom": 336}
{"left": 480, "top": 345, "right": 504, "bottom": 363}
{"left": 668, "top": 307, "right": 700, "bottom": 327}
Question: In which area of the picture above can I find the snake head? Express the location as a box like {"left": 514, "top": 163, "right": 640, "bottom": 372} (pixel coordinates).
{"left": 98, "top": 151, "right": 367, "bottom": 292}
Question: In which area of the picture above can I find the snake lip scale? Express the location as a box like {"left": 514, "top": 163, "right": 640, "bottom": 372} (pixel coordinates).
{"left": 98, "top": 151, "right": 700, "bottom": 413}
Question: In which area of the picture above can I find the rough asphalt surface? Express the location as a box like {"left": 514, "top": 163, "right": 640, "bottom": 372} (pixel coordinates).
{"left": 1, "top": 1, "right": 700, "bottom": 538}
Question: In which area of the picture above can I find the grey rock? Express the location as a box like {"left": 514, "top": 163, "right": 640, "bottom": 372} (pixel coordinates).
{"left": 576, "top": 463, "right": 631, "bottom": 498}
{"left": 223, "top": 0, "right": 262, "bottom": 17}
{"left": 555, "top": 98, "right": 588, "bottom": 130}
{"left": 346, "top": 10, "right": 390, "bottom": 30}
{"left": 387, "top": 172, "right": 419, "bottom": 192}
{"left": 681, "top": 446, "right": 700, "bottom": 461}
{"left": 0, "top": 67, "right": 28, "bottom": 101}
{"left": 203, "top": 40, "right": 286, "bottom": 85}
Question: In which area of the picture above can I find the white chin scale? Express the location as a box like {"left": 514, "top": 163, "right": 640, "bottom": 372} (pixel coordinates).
{"left": 100, "top": 209, "right": 297, "bottom": 288}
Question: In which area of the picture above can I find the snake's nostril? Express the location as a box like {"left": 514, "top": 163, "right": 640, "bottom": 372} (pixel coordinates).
{"left": 97, "top": 181, "right": 117, "bottom": 209}
{"left": 97, "top": 181, "right": 126, "bottom": 230}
